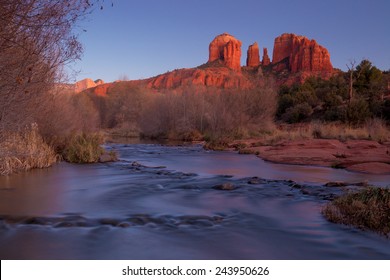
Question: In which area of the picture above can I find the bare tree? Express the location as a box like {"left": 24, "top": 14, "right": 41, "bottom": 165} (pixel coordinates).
{"left": 346, "top": 59, "right": 362, "bottom": 102}
{"left": 0, "top": 0, "right": 95, "bottom": 134}
{"left": 346, "top": 60, "right": 356, "bottom": 102}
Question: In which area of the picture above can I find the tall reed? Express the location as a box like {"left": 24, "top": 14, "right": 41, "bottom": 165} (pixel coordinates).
{"left": 0, "top": 123, "right": 57, "bottom": 175}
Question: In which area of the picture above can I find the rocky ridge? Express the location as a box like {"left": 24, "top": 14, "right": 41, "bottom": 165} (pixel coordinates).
{"left": 272, "top": 33, "right": 333, "bottom": 74}
{"left": 75, "top": 78, "right": 104, "bottom": 93}
{"left": 78, "top": 32, "right": 334, "bottom": 93}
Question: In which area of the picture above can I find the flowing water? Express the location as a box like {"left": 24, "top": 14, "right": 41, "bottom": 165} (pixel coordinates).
{"left": 0, "top": 143, "right": 389, "bottom": 259}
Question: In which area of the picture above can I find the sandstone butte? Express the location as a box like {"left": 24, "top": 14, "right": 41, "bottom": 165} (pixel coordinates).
{"left": 209, "top": 32, "right": 242, "bottom": 71}
{"left": 262, "top": 48, "right": 271, "bottom": 66}
{"left": 272, "top": 33, "right": 333, "bottom": 74}
{"left": 75, "top": 78, "right": 104, "bottom": 93}
{"left": 79, "top": 32, "right": 334, "bottom": 95}
{"left": 246, "top": 42, "right": 260, "bottom": 67}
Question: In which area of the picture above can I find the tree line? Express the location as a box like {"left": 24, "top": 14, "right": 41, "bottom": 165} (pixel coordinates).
{"left": 277, "top": 60, "right": 389, "bottom": 125}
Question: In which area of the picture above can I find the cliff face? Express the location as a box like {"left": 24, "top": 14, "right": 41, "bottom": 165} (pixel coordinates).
{"left": 75, "top": 78, "right": 97, "bottom": 93}
{"left": 262, "top": 48, "right": 271, "bottom": 66}
{"left": 146, "top": 67, "right": 252, "bottom": 90}
{"left": 246, "top": 42, "right": 260, "bottom": 67}
{"left": 272, "top": 33, "right": 333, "bottom": 73}
{"left": 208, "top": 33, "right": 242, "bottom": 71}
{"left": 75, "top": 78, "right": 105, "bottom": 93}
{"left": 79, "top": 32, "right": 335, "bottom": 95}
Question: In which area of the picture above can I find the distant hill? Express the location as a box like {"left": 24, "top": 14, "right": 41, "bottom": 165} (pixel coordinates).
{"left": 76, "top": 32, "right": 335, "bottom": 95}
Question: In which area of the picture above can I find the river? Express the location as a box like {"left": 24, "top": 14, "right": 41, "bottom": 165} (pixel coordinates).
{"left": 0, "top": 143, "right": 389, "bottom": 259}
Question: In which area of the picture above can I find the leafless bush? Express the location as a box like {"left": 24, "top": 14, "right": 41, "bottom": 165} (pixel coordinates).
{"left": 0, "top": 0, "right": 94, "bottom": 133}
{"left": 36, "top": 88, "right": 100, "bottom": 147}
{"left": 139, "top": 81, "right": 278, "bottom": 140}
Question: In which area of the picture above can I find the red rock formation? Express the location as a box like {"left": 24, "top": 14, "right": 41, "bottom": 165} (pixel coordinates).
{"left": 83, "top": 32, "right": 336, "bottom": 96}
{"left": 75, "top": 78, "right": 105, "bottom": 93}
{"left": 94, "top": 79, "right": 104, "bottom": 86}
{"left": 272, "top": 34, "right": 294, "bottom": 65}
{"left": 272, "top": 33, "right": 333, "bottom": 73}
{"left": 290, "top": 39, "right": 333, "bottom": 73}
{"left": 208, "top": 33, "right": 242, "bottom": 71}
{"left": 75, "top": 78, "right": 97, "bottom": 93}
{"left": 92, "top": 83, "right": 111, "bottom": 96}
{"left": 146, "top": 67, "right": 252, "bottom": 90}
{"left": 246, "top": 42, "right": 260, "bottom": 67}
{"left": 262, "top": 48, "right": 270, "bottom": 66}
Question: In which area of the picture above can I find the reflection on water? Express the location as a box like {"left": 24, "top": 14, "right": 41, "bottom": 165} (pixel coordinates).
{"left": 0, "top": 143, "right": 389, "bottom": 259}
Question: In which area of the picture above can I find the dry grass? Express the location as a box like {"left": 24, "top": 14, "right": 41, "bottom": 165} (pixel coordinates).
{"left": 322, "top": 187, "right": 390, "bottom": 235}
{"left": 62, "top": 133, "right": 105, "bottom": 163}
{"left": 260, "top": 124, "right": 313, "bottom": 145}
{"left": 0, "top": 123, "right": 57, "bottom": 175}
{"left": 365, "top": 118, "right": 390, "bottom": 143}
{"left": 258, "top": 119, "right": 390, "bottom": 145}
{"left": 311, "top": 119, "right": 390, "bottom": 142}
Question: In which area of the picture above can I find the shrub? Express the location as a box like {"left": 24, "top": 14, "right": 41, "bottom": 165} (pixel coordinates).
{"left": 381, "top": 100, "right": 390, "bottom": 121}
{"left": 322, "top": 187, "right": 390, "bottom": 235}
{"left": 62, "top": 133, "right": 105, "bottom": 163}
{"left": 282, "top": 103, "right": 313, "bottom": 123}
{"left": 0, "top": 124, "right": 57, "bottom": 175}
{"left": 139, "top": 83, "right": 278, "bottom": 141}
{"left": 323, "top": 106, "right": 346, "bottom": 122}
{"left": 346, "top": 98, "right": 371, "bottom": 125}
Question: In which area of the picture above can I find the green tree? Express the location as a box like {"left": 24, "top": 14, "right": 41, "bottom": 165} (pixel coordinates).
{"left": 354, "top": 59, "right": 383, "bottom": 101}
{"left": 346, "top": 98, "right": 371, "bottom": 125}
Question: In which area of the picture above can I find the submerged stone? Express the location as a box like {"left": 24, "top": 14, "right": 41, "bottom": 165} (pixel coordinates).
{"left": 213, "top": 182, "right": 237, "bottom": 191}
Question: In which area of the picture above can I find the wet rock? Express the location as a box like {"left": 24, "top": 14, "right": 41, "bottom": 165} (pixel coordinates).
{"left": 301, "top": 189, "right": 310, "bottom": 195}
{"left": 131, "top": 161, "right": 142, "bottom": 167}
{"left": 99, "top": 218, "right": 120, "bottom": 226}
{"left": 117, "top": 222, "right": 131, "bottom": 228}
{"left": 175, "top": 185, "right": 200, "bottom": 190}
{"left": 127, "top": 215, "right": 151, "bottom": 225}
{"left": 212, "top": 215, "right": 224, "bottom": 223}
{"left": 321, "top": 194, "right": 337, "bottom": 201}
{"left": 99, "top": 151, "right": 118, "bottom": 163}
{"left": 23, "top": 217, "right": 52, "bottom": 226}
{"left": 178, "top": 215, "right": 216, "bottom": 227}
{"left": 54, "top": 221, "right": 77, "bottom": 228}
{"left": 247, "top": 177, "right": 262, "bottom": 184}
{"left": 291, "top": 183, "right": 303, "bottom": 189}
{"left": 325, "top": 181, "right": 348, "bottom": 187}
{"left": 213, "top": 182, "right": 237, "bottom": 191}
{"left": 352, "top": 180, "right": 369, "bottom": 187}
{"left": 217, "top": 175, "right": 234, "bottom": 178}
{"left": 0, "top": 220, "right": 9, "bottom": 231}
{"left": 181, "top": 172, "right": 197, "bottom": 177}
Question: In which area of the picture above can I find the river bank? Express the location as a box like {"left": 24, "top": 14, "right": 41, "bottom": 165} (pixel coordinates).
{"left": 228, "top": 138, "right": 390, "bottom": 175}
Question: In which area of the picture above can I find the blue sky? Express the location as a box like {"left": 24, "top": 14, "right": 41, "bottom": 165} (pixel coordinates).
{"left": 70, "top": 0, "right": 390, "bottom": 82}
